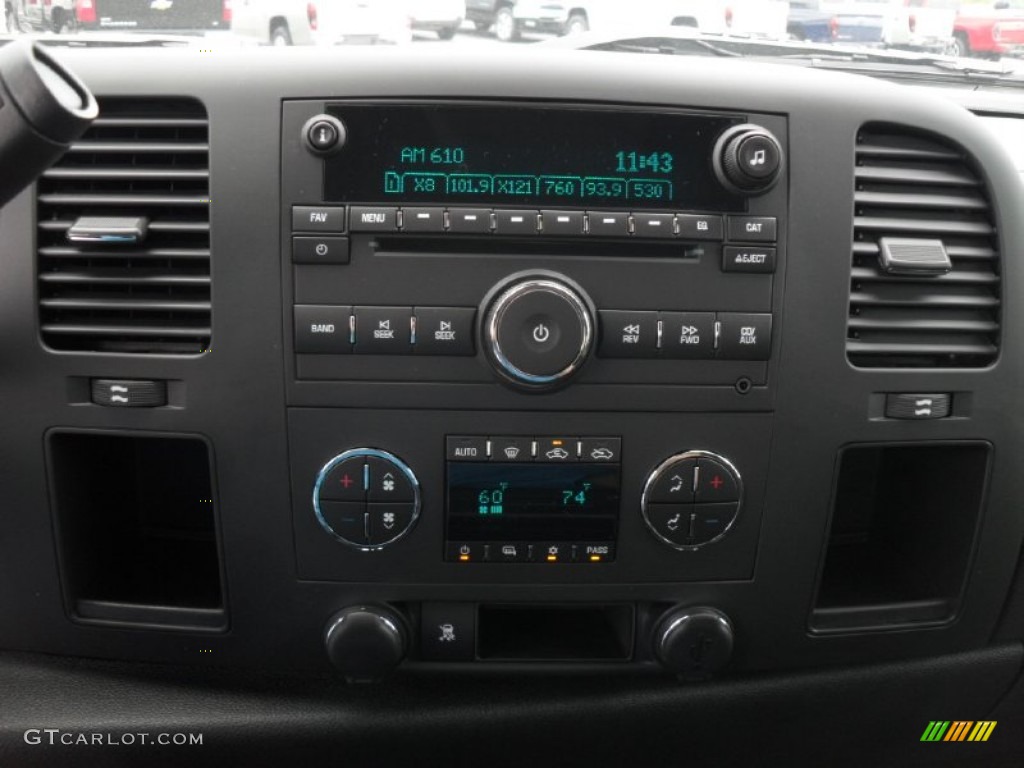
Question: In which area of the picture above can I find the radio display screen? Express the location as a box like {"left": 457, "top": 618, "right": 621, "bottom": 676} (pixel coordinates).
{"left": 446, "top": 463, "right": 620, "bottom": 542}
{"left": 324, "top": 104, "right": 744, "bottom": 211}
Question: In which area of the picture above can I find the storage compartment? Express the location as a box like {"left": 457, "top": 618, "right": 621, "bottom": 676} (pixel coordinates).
{"left": 477, "top": 604, "right": 634, "bottom": 661}
{"left": 48, "top": 432, "right": 226, "bottom": 631}
{"left": 811, "top": 443, "right": 989, "bottom": 632}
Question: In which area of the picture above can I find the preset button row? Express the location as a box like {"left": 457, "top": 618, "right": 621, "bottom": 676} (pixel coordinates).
{"left": 292, "top": 205, "right": 777, "bottom": 244}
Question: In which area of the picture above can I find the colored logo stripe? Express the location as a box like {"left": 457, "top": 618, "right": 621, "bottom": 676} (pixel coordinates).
{"left": 921, "top": 720, "right": 996, "bottom": 742}
{"left": 968, "top": 722, "right": 997, "bottom": 742}
{"left": 944, "top": 721, "right": 973, "bottom": 741}
{"left": 921, "top": 721, "right": 950, "bottom": 741}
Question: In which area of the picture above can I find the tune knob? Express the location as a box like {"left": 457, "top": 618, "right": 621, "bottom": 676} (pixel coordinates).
{"left": 714, "top": 124, "right": 783, "bottom": 195}
{"left": 482, "top": 272, "right": 595, "bottom": 391}
{"left": 654, "top": 606, "right": 734, "bottom": 680}
{"left": 324, "top": 605, "right": 408, "bottom": 682}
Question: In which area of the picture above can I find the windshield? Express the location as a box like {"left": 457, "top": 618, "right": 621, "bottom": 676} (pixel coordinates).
{"left": 2, "top": 0, "right": 1023, "bottom": 80}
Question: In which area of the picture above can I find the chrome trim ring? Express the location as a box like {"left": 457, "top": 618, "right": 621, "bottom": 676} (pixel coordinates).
{"left": 485, "top": 278, "right": 594, "bottom": 387}
{"left": 312, "top": 447, "right": 421, "bottom": 552}
{"left": 640, "top": 450, "right": 743, "bottom": 551}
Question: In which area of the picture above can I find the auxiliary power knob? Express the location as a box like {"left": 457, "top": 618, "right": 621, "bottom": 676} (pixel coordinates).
{"left": 482, "top": 272, "right": 595, "bottom": 391}
{"left": 654, "top": 606, "right": 734, "bottom": 680}
{"left": 324, "top": 605, "right": 408, "bottom": 682}
{"left": 714, "top": 124, "right": 783, "bottom": 195}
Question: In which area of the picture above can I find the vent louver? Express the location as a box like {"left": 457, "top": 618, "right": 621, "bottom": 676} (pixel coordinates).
{"left": 847, "top": 124, "right": 1000, "bottom": 368}
{"left": 37, "top": 98, "right": 211, "bottom": 354}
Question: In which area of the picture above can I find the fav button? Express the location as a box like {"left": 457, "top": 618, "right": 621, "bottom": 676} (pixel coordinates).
{"left": 292, "top": 205, "right": 346, "bottom": 233}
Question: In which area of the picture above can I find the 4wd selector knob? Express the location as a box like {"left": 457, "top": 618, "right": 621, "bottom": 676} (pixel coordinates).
{"left": 714, "top": 124, "right": 783, "bottom": 195}
{"left": 483, "top": 273, "right": 595, "bottom": 391}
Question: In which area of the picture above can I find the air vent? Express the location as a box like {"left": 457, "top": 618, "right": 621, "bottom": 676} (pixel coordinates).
{"left": 848, "top": 124, "right": 1000, "bottom": 368}
{"left": 37, "top": 98, "right": 211, "bottom": 354}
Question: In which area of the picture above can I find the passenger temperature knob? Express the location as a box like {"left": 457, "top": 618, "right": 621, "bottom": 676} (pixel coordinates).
{"left": 714, "top": 124, "right": 783, "bottom": 195}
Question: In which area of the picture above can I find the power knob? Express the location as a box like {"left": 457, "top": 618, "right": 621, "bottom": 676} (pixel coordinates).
{"left": 481, "top": 271, "right": 595, "bottom": 392}
{"left": 654, "top": 606, "right": 734, "bottom": 681}
{"left": 714, "top": 124, "right": 783, "bottom": 195}
{"left": 324, "top": 605, "right": 408, "bottom": 682}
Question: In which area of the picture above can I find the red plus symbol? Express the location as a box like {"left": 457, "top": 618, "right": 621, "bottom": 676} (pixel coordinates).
{"left": 710, "top": 475, "right": 724, "bottom": 490}
{"left": 340, "top": 474, "right": 354, "bottom": 489}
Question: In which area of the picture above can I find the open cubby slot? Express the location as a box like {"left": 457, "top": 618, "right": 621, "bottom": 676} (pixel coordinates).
{"left": 478, "top": 604, "right": 634, "bottom": 661}
{"left": 49, "top": 432, "right": 226, "bottom": 631}
{"left": 811, "top": 443, "right": 989, "bottom": 632}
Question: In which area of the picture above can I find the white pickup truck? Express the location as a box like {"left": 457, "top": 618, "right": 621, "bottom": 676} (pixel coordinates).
{"left": 489, "top": 0, "right": 790, "bottom": 42}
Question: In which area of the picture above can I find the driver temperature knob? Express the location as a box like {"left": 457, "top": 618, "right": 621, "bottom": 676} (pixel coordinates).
{"left": 324, "top": 605, "right": 408, "bottom": 683}
{"left": 714, "top": 124, "right": 783, "bottom": 195}
{"left": 482, "top": 272, "right": 595, "bottom": 392}
{"left": 654, "top": 606, "right": 734, "bottom": 681}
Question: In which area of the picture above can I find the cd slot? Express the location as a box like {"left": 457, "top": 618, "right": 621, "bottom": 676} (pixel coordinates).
{"left": 373, "top": 235, "right": 706, "bottom": 260}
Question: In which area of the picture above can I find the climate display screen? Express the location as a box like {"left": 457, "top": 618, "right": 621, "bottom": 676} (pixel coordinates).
{"left": 324, "top": 104, "right": 744, "bottom": 210}
{"left": 446, "top": 463, "right": 620, "bottom": 542}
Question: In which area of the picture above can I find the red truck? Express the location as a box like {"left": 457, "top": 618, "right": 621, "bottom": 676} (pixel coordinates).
{"left": 952, "top": 0, "right": 1024, "bottom": 58}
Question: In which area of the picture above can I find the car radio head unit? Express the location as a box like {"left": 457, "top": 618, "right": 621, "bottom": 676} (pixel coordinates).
{"left": 323, "top": 103, "right": 746, "bottom": 211}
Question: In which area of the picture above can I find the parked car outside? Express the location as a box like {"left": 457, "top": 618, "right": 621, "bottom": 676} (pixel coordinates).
{"left": 952, "top": 0, "right": 1024, "bottom": 58}
{"left": 232, "top": 0, "right": 410, "bottom": 45}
